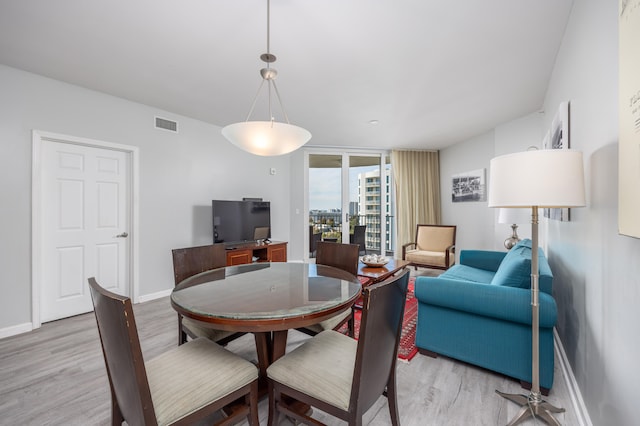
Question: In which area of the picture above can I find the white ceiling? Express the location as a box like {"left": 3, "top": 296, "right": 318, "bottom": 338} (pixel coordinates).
{"left": 0, "top": 0, "right": 573, "bottom": 151}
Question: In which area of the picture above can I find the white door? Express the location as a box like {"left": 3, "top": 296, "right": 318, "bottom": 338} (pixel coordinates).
{"left": 40, "top": 141, "right": 130, "bottom": 322}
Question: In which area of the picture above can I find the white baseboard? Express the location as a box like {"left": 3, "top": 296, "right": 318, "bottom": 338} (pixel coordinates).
{"left": 554, "top": 329, "right": 592, "bottom": 426}
{"left": 0, "top": 322, "right": 33, "bottom": 339}
{"left": 137, "top": 288, "right": 172, "bottom": 303}
{"left": 1, "top": 290, "right": 170, "bottom": 339}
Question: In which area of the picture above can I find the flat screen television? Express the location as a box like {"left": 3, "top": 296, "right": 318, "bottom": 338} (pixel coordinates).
{"left": 212, "top": 199, "right": 271, "bottom": 245}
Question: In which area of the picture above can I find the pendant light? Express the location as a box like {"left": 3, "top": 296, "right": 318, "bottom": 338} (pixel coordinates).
{"left": 221, "top": 0, "right": 311, "bottom": 156}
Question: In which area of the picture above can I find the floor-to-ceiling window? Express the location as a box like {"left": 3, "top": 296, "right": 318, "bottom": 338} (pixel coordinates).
{"left": 307, "top": 151, "right": 395, "bottom": 259}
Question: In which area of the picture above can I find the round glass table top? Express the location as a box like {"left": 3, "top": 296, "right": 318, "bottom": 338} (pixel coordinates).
{"left": 171, "top": 262, "right": 361, "bottom": 323}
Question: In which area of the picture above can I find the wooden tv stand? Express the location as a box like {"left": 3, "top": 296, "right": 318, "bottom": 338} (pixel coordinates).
{"left": 225, "top": 241, "right": 288, "bottom": 266}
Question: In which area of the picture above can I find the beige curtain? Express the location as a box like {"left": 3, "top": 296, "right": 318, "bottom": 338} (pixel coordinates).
{"left": 391, "top": 150, "right": 441, "bottom": 248}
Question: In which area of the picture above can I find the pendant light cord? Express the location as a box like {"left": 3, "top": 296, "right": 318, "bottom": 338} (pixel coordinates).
{"left": 266, "top": 0, "right": 271, "bottom": 57}
{"left": 266, "top": 0, "right": 272, "bottom": 123}
{"left": 243, "top": 0, "right": 291, "bottom": 125}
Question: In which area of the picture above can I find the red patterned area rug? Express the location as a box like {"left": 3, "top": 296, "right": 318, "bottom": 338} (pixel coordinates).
{"left": 340, "top": 278, "right": 418, "bottom": 362}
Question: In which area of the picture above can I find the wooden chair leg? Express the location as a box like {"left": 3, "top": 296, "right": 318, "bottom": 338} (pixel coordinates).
{"left": 386, "top": 371, "right": 400, "bottom": 426}
{"left": 348, "top": 310, "right": 355, "bottom": 338}
{"left": 247, "top": 381, "right": 260, "bottom": 426}
{"left": 178, "top": 314, "right": 187, "bottom": 345}
{"left": 110, "top": 389, "right": 124, "bottom": 426}
{"left": 267, "top": 382, "right": 279, "bottom": 426}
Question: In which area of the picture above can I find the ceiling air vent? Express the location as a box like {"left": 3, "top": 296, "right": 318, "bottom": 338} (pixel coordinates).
{"left": 155, "top": 116, "right": 178, "bottom": 133}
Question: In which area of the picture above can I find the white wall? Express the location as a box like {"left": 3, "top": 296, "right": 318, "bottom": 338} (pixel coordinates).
{"left": 0, "top": 64, "right": 292, "bottom": 331}
{"left": 440, "top": 130, "right": 498, "bottom": 257}
{"left": 491, "top": 112, "right": 542, "bottom": 249}
{"left": 440, "top": 1, "right": 640, "bottom": 424}
{"left": 439, "top": 113, "right": 542, "bottom": 256}
{"left": 288, "top": 147, "right": 307, "bottom": 262}
{"left": 542, "top": 1, "right": 640, "bottom": 425}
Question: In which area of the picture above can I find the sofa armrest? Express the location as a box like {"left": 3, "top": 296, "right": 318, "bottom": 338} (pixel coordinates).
{"left": 459, "top": 250, "right": 506, "bottom": 272}
{"left": 414, "top": 276, "right": 557, "bottom": 328}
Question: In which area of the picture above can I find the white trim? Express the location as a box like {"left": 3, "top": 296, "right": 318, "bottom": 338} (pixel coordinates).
{"left": 137, "top": 288, "right": 172, "bottom": 303}
{"left": 31, "top": 130, "right": 140, "bottom": 329}
{"left": 554, "top": 329, "right": 592, "bottom": 426}
{"left": 0, "top": 322, "right": 33, "bottom": 339}
{"left": 303, "top": 152, "right": 310, "bottom": 262}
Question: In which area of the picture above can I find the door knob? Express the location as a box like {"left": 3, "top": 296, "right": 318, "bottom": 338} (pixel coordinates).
{"left": 115, "top": 232, "right": 128, "bottom": 238}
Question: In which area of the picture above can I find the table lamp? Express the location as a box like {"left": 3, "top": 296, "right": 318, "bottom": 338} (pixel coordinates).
{"left": 498, "top": 208, "right": 530, "bottom": 250}
{"left": 488, "top": 149, "right": 585, "bottom": 425}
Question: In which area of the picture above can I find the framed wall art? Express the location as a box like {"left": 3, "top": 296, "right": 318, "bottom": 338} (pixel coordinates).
{"left": 543, "top": 101, "right": 571, "bottom": 221}
{"left": 451, "top": 168, "right": 486, "bottom": 203}
{"left": 619, "top": 0, "right": 640, "bottom": 238}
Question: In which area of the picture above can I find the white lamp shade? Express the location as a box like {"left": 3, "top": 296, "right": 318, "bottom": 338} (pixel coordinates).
{"left": 488, "top": 150, "right": 586, "bottom": 208}
{"left": 222, "top": 121, "right": 312, "bottom": 156}
{"left": 498, "top": 208, "right": 530, "bottom": 224}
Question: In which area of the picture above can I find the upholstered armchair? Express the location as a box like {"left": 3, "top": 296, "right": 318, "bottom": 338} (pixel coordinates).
{"left": 402, "top": 224, "right": 456, "bottom": 270}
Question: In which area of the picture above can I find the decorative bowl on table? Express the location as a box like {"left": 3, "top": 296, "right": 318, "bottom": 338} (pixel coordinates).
{"left": 360, "top": 255, "right": 389, "bottom": 268}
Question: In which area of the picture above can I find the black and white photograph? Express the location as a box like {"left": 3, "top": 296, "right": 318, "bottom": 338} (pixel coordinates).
{"left": 451, "top": 169, "right": 487, "bottom": 202}
{"left": 543, "top": 101, "right": 571, "bottom": 221}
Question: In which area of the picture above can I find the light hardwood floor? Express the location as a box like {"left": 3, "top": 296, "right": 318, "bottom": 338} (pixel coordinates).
{"left": 0, "top": 276, "right": 579, "bottom": 425}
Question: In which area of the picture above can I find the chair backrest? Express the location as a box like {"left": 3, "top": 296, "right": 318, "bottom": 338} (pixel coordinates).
{"left": 350, "top": 225, "right": 366, "bottom": 254}
{"left": 415, "top": 224, "right": 456, "bottom": 252}
{"left": 309, "top": 225, "right": 322, "bottom": 254}
{"left": 315, "top": 241, "right": 360, "bottom": 275}
{"left": 172, "top": 244, "right": 227, "bottom": 286}
{"left": 88, "top": 277, "right": 157, "bottom": 426}
{"left": 350, "top": 269, "right": 410, "bottom": 412}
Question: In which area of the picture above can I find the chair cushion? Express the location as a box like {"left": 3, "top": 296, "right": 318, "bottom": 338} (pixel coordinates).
{"left": 146, "top": 337, "right": 258, "bottom": 426}
{"left": 405, "top": 249, "right": 454, "bottom": 267}
{"left": 267, "top": 330, "right": 356, "bottom": 411}
{"left": 303, "top": 309, "right": 352, "bottom": 334}
{"left": 182, "top": 317, "right": 237, "bottom": 342}
{"left": 416, "top": 227, "right": 455, "bottom": 251}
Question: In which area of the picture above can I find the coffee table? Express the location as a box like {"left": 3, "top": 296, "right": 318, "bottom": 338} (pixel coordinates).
{"left": 357, "top": 258, "right": 410, "bottom": 285}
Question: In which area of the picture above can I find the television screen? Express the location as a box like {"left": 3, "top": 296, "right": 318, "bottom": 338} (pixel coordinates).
{"left": 212, "top": 200, "right": 271, "bottom": 245}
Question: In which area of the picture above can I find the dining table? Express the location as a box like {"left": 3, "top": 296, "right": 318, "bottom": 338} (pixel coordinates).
{"left": 170, "top": 262, "right": 362, "bottom": 389}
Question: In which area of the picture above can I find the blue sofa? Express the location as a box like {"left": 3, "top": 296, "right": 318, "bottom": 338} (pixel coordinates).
{"left": 414, "top": 239, "right": 557, "bottom": 392}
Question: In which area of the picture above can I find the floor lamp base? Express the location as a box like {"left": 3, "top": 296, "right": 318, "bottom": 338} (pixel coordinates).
{"left": 496, "top": 390, "right": 565, "bottom": 425}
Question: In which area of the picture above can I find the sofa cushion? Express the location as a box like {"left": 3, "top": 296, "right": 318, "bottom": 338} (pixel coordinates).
{"left": 440, "top": 264, "right": 495, "bottom": 284}
{"left": 490, "top": 241, "right": 532, "bottom": 289}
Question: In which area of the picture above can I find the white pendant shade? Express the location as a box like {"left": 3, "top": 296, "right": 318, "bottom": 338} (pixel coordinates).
{"left": 488, "top": 149, "right": 586, "bottom": 208}
{"left": 222, "top": 121, "right": 311, "bottom": 156}
{"left": 221, "top": 0, "right": 310, "bottom": 156}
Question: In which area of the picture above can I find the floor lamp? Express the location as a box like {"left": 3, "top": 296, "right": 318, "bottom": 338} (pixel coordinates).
{"left": 488, "top": 149, "right": 585, "bottom": 425}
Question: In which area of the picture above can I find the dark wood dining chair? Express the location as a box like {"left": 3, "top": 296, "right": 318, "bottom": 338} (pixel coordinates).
{"left": 172, "top": 244, "right": 245, "bottom": 345}
{"left": 267, "top": 269, "right": 411, "bottom": 426}
{"left": 88, "top": 277, "right": 259, "bottom": 426}
{"left": 297, "top": 241, "right": 360, "bottom": 337}
{"left": 309, "top": 225, "right": 322, "bottom": 258}
{"left": 349, "top": 225, "right": 367, "bottom": 255}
